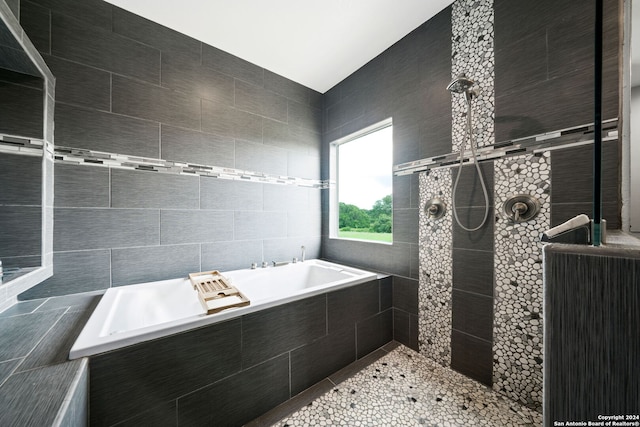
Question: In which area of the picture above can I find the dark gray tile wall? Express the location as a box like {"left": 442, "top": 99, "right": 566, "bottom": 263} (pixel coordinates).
{"left": 322, "top": 6, "right": 452, "bottom": 280}
{"left": 0, "top": 69, "right": 43, "bottom": 138}
{"left": 494, "top": 0, "right": 619, "bottom": 140}
{"left": 450, "top": 163, "right": 494, "bottom": 386}
{"left": 551, "top": 141, "right": 620, "bottom": 228}
{"left": 90, "top": 277, "right": 392, "bottom": 426}
{"left": 0, "top": 205, "right": 41, "bottom": 264}
{"left": 0, "top": 66, "right": 44, "bottom": 270}
{"left": 392, "top": 276, "right": 419, "bottom": 351}
{"left": 544, "top": 245, "right": 640, "bottom": 424}
{"left": 18, "top": 0, "right": 323, "bottom": 298}
{"left": 0, "top": 152, "right": 42, "bottom": 268}
{"left": 495, "top": 0, "right": 621, "bottom": 227}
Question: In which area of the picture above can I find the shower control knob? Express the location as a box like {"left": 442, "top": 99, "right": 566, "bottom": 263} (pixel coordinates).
{"left": 504, "top": 194, "right": 541, "bottom": 223}
{"left": 425, "top": 198, "right": 446, "bottom": 220}
{"left": 512, "top": 202, "right": 528, "bottom": 222}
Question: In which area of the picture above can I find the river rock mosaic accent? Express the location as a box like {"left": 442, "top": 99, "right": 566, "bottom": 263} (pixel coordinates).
{"left": 278, "top": 345, "right": 541, "bottom": 426}
{"left": 418, "top": 169, "right": 453, "bottom": 367}
{"left": 493, "top": 152, "right": 550, "bottom": 412}
{"left": 451, "top": 0, "right": 495, "bottom": 153}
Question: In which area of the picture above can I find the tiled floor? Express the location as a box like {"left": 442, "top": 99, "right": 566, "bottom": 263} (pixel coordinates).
{"left": 277, "top": 345, "right": 542, "bottom": 426}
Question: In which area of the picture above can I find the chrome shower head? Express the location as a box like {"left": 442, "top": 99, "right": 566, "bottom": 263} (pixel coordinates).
{"left": 447, "top": 73, "right": 475, "bottom": 94}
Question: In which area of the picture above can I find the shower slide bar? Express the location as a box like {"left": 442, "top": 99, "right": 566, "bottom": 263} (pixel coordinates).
{"left": 393, "top": 117, "right": 619, "bottom": 176}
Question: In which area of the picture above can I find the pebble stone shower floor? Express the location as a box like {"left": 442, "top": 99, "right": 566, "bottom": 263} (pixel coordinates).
{"left": 276, "top": 345, "right": 542, "bottom": 426}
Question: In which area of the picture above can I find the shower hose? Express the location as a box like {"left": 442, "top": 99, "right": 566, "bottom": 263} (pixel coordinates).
{"left": 451, "top": 97, "right": 490, "bottom": 232}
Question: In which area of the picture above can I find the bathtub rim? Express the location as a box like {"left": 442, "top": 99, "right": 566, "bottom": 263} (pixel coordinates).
{"left": 69, "top": 259, "right": 379, "bottom": 359}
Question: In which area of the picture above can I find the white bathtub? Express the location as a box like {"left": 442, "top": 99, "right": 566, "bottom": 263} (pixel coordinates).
{"left": 69, "top": 259, "right": 377, "bottom": 359}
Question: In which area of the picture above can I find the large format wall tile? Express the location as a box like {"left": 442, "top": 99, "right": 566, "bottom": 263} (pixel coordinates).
{"left": 55, "top": 103, "right": 160, "bottom": 157}
{"left": 111, "top": 169, "right": 199, "bottom": 209}
{"left": 53, "top": 208, "right": 159, "bottom": 251}
{"left": 0, "top": 206, "right": 41, "bottom": 258}
{"left": 112, "top": 6, "right": 201, "bottom": 64}
{"left": 287, "top": 211, "right": 322, "bottom": 238}
{"left": 21, "top": 249, "right": 111, "bottom": 298}
{"left": 392, "top": 276, "right": 418, "bottom": 315}
{"left": 201, "top": 99, "right": 263, "bottom": 143}
{"left": 543, "top": 246, "right": 640, "bottom": 424}
{"left": 51, "top": 13, "right": 160, "bottom": 84}
{"left": 452, "top": 248, "right": 494, "bottom": 296}
{"left": 0, "top": 360, "right": 86, "bottom": 427}
{"left": 452, "top": 207, "right": 494, "bottom": 252}
{"left": 201, "top": 240, "right": 264, "bottom": 272}
{"left": 263, "top": 237, "right": 321, "bottom": 262}
{"left": 264, "top": 69, "right": 315, "bottom": 106}
{"left": 111, "top": 75, "right": 201, "bottom": 130}
{"left": 0, "top": 79, "right": 43, "bottom": 138}
{"left": 327, "top": 280, "right": 379, "bottom": 333}
{"left": 201, "top": 44, "right": 264, "bottom": 87}
{"left": 90, "top": 318, "right": 242, "bottom": 426}
{"left": 235, "top": 79, "right": 288, "bottom": 123}
{"left": 0, "top": 153, "right": 41, "bottom": 206}
{"left": 200, "top": 178, "right": 263, "bottom": 212}
{"left": 54, "top": 163, "right": 109, "bottom": 208}
{"left": 264, "top": 118, "right": 322, "bottom": 154}
{"left": 494, "top": 0, "right": 619, "bottom": 141}
{"left": 42, "top": 54, "right": 111, "bottom": 111}
{"left": 161, "top": 56, "right": 234, "bottom": 105}
{"left": 177, "top": 354, "right": 290, "bottom": 427}
{"left": 263, "top": 185, "right": 310, "bottom": 212}
{"left": 451, "top": 329, "right": 493, "bottom": 386}
{"left": 242, "top": 295, "right": 326, "bottom": 368}
{"left": 160, "top": 210, "right": 234, "bottom": 245}
{"left": 356, "top": 309, "right": 393, "bottom": 357}
{"left": 160, "top": 125, "right": 235, "bottom": 168}
{"left": 452, "top": 290, "right": 493, "bottom": 341}
{"left": 111, "top": 244, "right": 200, "bottom": 286}
{"left": 34, "top": 0, "right": 112, "bottom": 30}
{"left": 290, "top": 326, "right": 356, "bottom": 395}
{"left": 233, "top": 211, "right": 287, "bottom": 240}
{"left": 0, "top": 308, "right": 65, "bottom": 361}
{"left": 19, "top": 1, "right": 50, "bottom": 54}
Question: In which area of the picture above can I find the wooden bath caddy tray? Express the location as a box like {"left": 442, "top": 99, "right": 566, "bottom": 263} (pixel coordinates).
{"left": 188, "top": 270, "right": 250, "bottom": 315}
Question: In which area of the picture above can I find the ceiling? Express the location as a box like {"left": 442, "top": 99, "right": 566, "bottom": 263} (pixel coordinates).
{"left": 103, "top": 0, "right": 454, "bottom": 93}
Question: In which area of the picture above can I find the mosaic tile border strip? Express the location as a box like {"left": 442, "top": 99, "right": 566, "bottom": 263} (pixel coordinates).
{"left": 395, "top": 118, "right": 619, "bottom": 176}
{"left": 418, "top": 169, "right": 453, "bottom": 367}
{"left": 493, "top": 152, "right": 550, "bottom": 412}
{"left": 53, "top": 145, "right": 330, "bottom": 188}
{"left": 0, "top": 134, "right": 329, "bottom": 189}
{"left": 0, "top": 134, "right": 45, "bottom": 157}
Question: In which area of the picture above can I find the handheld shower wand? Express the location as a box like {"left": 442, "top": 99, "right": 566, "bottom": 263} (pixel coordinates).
{"left": 447, "top": 73, "right": 490, "bottom": 232}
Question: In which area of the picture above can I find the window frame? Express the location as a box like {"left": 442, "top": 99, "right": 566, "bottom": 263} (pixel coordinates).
{"left": 329, "top": 118, "right": 393, "bottom": 244}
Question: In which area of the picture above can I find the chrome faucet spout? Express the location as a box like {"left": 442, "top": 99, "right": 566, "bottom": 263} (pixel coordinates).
{"left": 301, "top": 246, "right": 305, "bottom": 262}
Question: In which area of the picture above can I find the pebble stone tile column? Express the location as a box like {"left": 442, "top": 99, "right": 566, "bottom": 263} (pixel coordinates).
{"left": 418, "top": 169, "right": 453, "bottom": 367}
{"left": 451, "top": 0, "right": 495, "bottom": 153}
{"left": 493, "top": 152, "right": 550, "bottom": 411}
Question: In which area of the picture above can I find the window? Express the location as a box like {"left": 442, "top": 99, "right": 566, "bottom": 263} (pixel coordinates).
{"left": 330, "top": 119, "right": 393, "bottom": 243}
